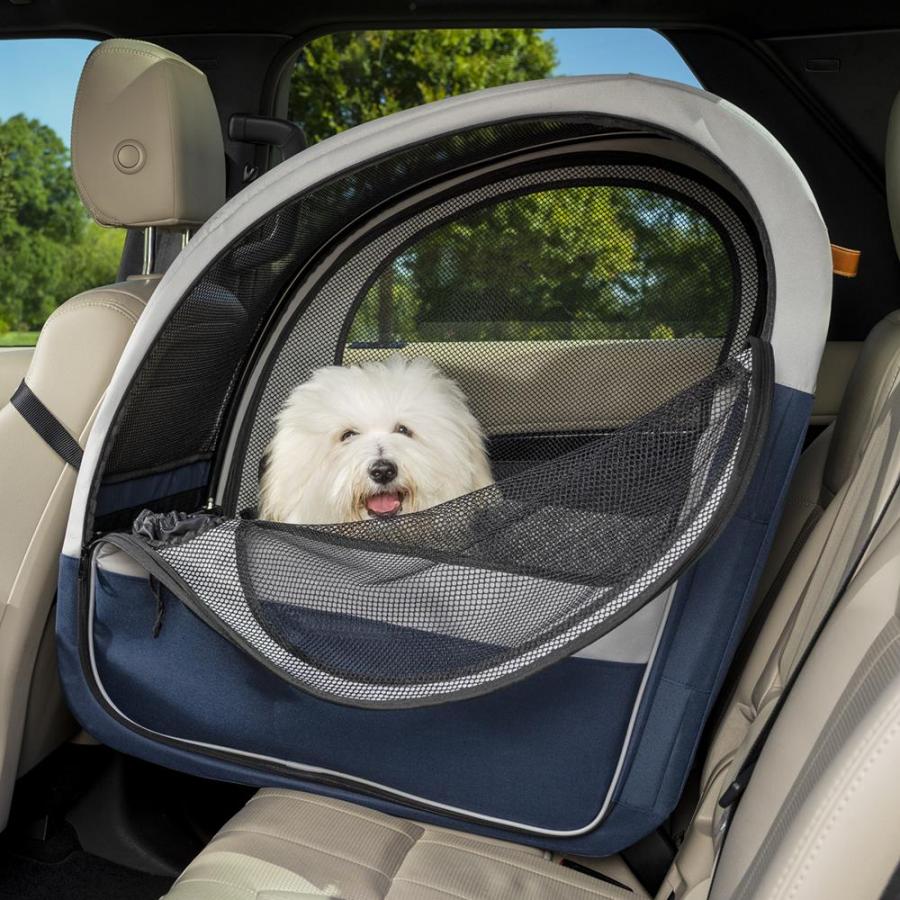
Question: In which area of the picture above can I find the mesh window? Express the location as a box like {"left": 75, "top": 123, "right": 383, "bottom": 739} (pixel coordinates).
{"left": 131, "top": 343, "right": 766, "bottom": 707}
{"left": 99, "top": 117, "right": 635, "bottom": 484}
{"left": 232, "top": 155, "right": 763, "bottom": 510}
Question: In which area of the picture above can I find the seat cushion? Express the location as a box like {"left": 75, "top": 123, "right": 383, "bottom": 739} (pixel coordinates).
{"left": 163, "top": 789, "right": 641, "bottom": 900}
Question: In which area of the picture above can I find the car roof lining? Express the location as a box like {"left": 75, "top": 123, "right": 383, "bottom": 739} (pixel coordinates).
{"left": 3, "top": 2, "right": 900, "bottom": 41}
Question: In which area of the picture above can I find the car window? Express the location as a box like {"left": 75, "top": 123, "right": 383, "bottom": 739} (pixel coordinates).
{"left": 288, "top": 29, "right": 716, "bottom": 347}
{"left": 0, "top": 39, "right": 125, "bottom": 347}
{"left": 347, "top": 185, "right": 732, "bottom": 347}
{"left": 288, "top": 28, "right": 699, "bottom": 145}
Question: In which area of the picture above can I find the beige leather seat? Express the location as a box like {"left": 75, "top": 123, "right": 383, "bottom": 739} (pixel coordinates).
{"left": 0, "top": 38, "right": 224, "bottom": 830}
{"left": 750, "top": 310, "right": 900, "bottom": 623}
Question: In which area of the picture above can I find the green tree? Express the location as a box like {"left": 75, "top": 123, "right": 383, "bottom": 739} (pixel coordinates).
{"left": 291, "top": 31, "right": 734, "bottom": 346}
{"left": 0, "top": 114, "right": 123, "bottom": 338}
{"left": 290, "top": 29, "right": 557, "bottom": 144}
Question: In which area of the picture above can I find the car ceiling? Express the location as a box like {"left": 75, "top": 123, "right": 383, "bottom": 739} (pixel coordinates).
{"left": 3, "top": 1, "right": 900, "bottom": 342}
{"left": 3, "top": 1, "right": 900, "bottom": 39}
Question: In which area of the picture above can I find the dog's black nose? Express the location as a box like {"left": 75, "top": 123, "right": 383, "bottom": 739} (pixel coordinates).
{"left": 369, "top": 459, "right": 397, "bottom": 484}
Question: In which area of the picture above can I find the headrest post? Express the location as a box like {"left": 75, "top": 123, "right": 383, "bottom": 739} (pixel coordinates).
{"left": 142, "top": 226, "right": 156, "bottom": 276}
{"left": 180, "top": 228, "right": 191, "bottom": 252}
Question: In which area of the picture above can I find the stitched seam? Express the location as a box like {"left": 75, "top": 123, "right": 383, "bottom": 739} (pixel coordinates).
{"left": 44, "top": 300, "right": 141, "bottom": 327}
{"left": 249, "top": 792, "right": 422, "bottom": 839}
{"left": 169, "top": 876, "right": 257, "bottom": 897}
{"left": 215, "top": 826, "right": 396, "bottom": 882}
{"left": 407, "top": 838, "right": 624, "bottom": 896}
{"left": 768, "top": 685, "right": 900, "bottom": 897}
{"left": 387, "top": 876, "right": 472, "bottom": 900}
{"left": 783, "top": 714, "right": 900, "bottom": 900}
{"left": 415, "top": 836, "right": 543, "bottom": 864}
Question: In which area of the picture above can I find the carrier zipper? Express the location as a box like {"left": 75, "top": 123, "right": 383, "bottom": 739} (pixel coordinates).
{"left": 78, "top": 538, "right": 555, "bottom": 833}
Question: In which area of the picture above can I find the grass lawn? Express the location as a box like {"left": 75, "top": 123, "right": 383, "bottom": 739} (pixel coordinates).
{"left": 0, "top": 331, "right": 39, "bottom": 347}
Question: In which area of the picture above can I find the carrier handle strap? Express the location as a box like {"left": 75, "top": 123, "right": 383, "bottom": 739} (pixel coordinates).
{"left": 10, "top": 380, "right": 83, "bottom": 469}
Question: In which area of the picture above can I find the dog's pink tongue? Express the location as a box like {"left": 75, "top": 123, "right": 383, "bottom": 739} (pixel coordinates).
{"left": 366, "top": 492, "right": 402, "bottom": 516}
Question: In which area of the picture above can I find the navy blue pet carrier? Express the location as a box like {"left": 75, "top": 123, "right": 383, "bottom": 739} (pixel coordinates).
{"left": 57, "top": 75, "right": 831, "bottom": 854}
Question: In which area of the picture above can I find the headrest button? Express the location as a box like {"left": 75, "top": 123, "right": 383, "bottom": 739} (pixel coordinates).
{"left": 113, "top": 140, "right": 146, "bottom": 174}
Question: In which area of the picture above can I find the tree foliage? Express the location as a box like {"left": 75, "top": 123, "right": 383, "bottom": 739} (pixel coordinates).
{"left": 0, "top": 114, "right": 123, "bottom": 337}
{"left": 350, "top": 186, "right": 732, "bottom": 343}
{"left": 290, "top": 29, "right": 557, "bottom": 144}
{"left": 291, "top": 31, "right": 733, "bottom": 345}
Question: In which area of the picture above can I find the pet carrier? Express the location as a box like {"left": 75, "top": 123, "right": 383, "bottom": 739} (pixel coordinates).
{"left": 56, "top": 75, "right": 831, "bottom": 854}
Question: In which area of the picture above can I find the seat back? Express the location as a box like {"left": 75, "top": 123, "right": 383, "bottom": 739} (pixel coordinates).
{"left": 663, "top": 87, "right": 900, "bottom": 900}
{"left": 709, "top": 480, "right": 900, "bottom": 900}
{"left": 0, "top": 38, "right": 225, "bottom": 829}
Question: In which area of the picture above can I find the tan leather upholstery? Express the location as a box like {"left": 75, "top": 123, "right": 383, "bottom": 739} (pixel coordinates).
{"left": 72, "top": 39, "right": 225, "bottom": 228}
{"left": 0, "top": 349, "right": 33, "bottom": 403}
{"left": 659, "top": 310, "right": 900, "bottom": 898}
{"left": 709, "top": 487, "right": 900, "bottom": 900}
{"left": 822, "top": 310, "right": 900, "bottom": 496}
{"left": 0, "top": 280, "right": 156, "bottom": 828}
{"left": 750, "top": 310, "right": 900, "bottom": 619}
{"left": 808, "top": 340, "right": 861, "bottom": 427}
{"left": 164, "top": 789, "right": 639, "bottom": 900}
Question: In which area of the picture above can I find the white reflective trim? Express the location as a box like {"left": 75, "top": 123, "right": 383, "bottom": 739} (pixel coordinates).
{"left": 87, "top": 545, "right": 676, "bottom": 837}
{"left": 65, "top": 74, "right": 830, "bottom": 556}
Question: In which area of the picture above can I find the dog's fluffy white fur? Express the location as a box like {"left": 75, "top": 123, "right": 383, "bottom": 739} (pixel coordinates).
{"left": 259, "top": 356, "right": 493, "bottom": 524}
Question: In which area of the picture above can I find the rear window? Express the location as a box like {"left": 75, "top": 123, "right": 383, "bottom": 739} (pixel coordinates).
{"left": 288, "top": 28, "right": 699, "bottom": 145}
{"left": 287, "top": 29, "right": 718, "bottom": 347}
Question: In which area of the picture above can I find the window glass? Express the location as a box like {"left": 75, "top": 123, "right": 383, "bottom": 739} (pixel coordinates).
{"left": 288, "top": 28, "right": 699, "bottom": 145}
{"left": 347, "top": 184, "right": 732, "bottom": 346}
{"left": 0, "top": 39, "right": 125, "bottom": 346}
{"left": 288, "top": 29, "right": 718, "bottom": 346}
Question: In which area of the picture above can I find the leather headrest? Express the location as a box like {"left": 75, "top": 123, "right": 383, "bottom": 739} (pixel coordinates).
{"left": 71, "top": 39, "right": 225, "bottom": 228}
{"left": 824, "top": 310, "right": 900, "bottom": 496}
{"left": 887, "top": 91, "right": 900, "bottom": 258}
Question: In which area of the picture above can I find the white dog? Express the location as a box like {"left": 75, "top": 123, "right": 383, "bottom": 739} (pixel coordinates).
{"left": 258, "top": 356, "right": 493, "bottom": 524}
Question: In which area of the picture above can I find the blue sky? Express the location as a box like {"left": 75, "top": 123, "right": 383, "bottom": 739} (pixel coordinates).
{"left": 0, "top": 30, "right": 698, "bottom": 143}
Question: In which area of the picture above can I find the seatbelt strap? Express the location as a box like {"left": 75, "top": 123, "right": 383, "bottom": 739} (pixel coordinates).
{"left": 10, "top": 380, "right": 83, "bottom": 469}
{"left": 717, "top": 466, "right": 900, "bottom": 816}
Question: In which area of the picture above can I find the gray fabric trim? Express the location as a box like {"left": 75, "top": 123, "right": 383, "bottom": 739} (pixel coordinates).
{"left": 64, "top": 74, "right": 831, "bottom": 557}
{"left": 722, "top": 615, "right": 900, "bottom": 900}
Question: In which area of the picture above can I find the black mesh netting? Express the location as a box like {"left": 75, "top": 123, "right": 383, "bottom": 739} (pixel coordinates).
{"left": 233, "top": 155, "right": 763, "bottom": 508}
{"left": 129, "top": 345, "right": 765, "bottom": 708}
{"left": 91, "top": 114, "right": 772, "bottom": 706}
{"left": 89, "top": 118, "right": 766, "bottom": 538}
{"left": 101, "top": 118, "right": 641, "bottom": 484}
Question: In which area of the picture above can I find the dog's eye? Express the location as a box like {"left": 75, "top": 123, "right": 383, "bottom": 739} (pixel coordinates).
{"left": 340, "top": 429, "right": 358, "bottom": 442}
{"left": 394, "top": 424, "right": 412, "bottom": 437}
